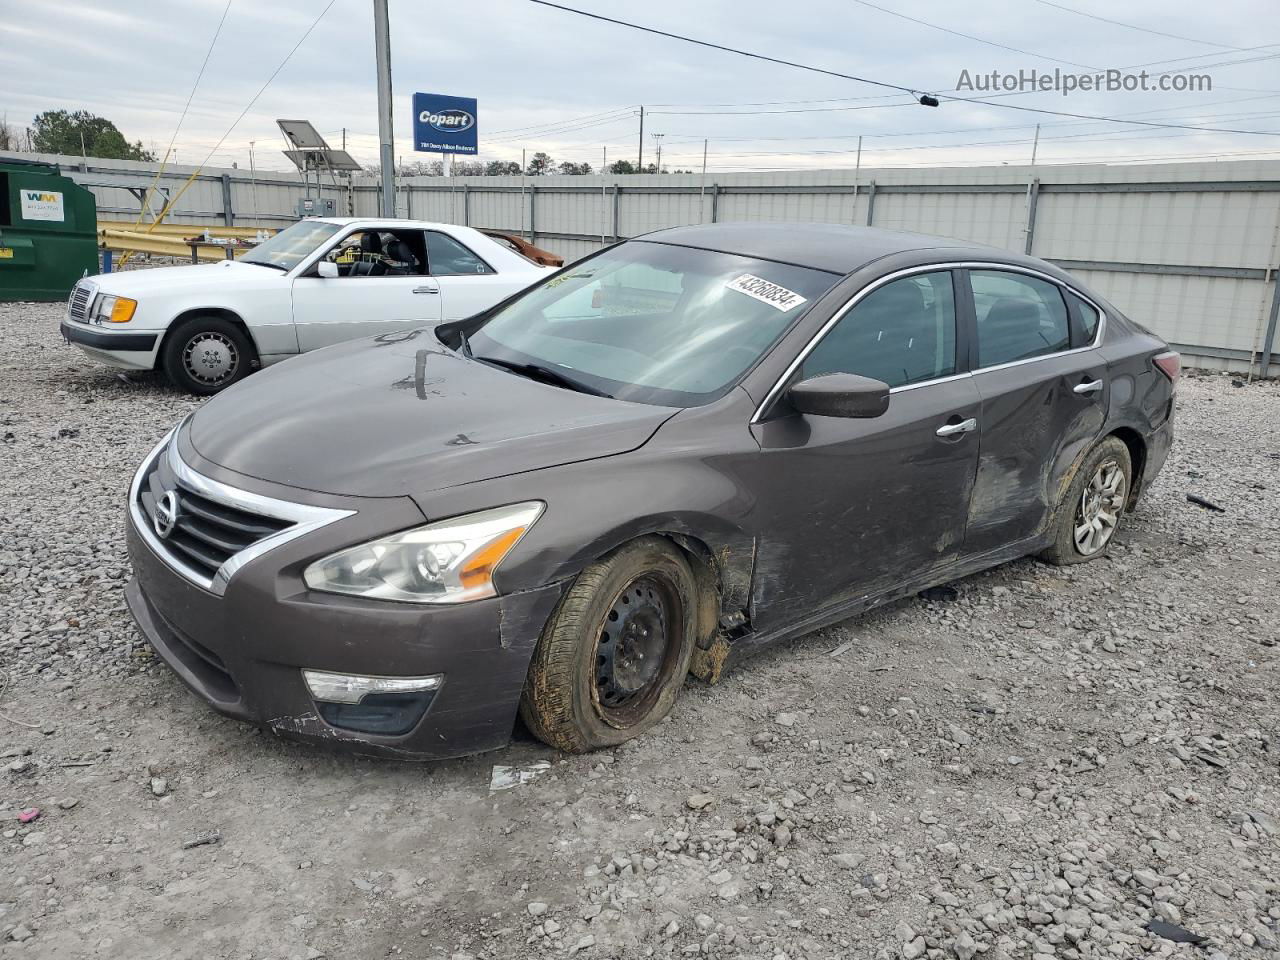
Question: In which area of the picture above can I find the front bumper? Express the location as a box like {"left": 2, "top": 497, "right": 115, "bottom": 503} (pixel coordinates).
{"left": 61, "top": 321, "right": 159, "bottom": 370}
{"left": 125, "top": 488, "right": 564, "bottom": 761}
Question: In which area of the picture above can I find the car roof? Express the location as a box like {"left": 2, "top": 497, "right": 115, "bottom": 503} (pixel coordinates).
{"left": 313, "top": 217, "right": 460, "bottom": 230}
{"left": 638, "top": 222, "right": 1002, "bottom": 276}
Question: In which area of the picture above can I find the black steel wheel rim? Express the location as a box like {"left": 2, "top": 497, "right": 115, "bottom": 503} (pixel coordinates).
{"left": 594, "top": 574, "right": 680, "bottom": 726}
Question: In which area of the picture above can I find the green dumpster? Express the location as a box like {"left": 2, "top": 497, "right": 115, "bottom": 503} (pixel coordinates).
{"left": 0, "top": 158, "right": 98, "bottom": 301}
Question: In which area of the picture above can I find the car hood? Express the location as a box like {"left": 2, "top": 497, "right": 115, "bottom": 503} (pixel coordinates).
{"left": 186, "top": 332, "right": 678, "bottom": 498}
{"left": 92, "top": 260, "right": 279, "bottom": 295}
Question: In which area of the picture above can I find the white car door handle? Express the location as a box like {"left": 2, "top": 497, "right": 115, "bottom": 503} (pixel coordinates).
{"left": 1073, "top": 379, "right": 1103, "bottom": 395}
{"left": 412, "top": 285, "right": 439, "bottom": 295}
{"left": 936, "top": 418, "right": 977, "bottom": 437}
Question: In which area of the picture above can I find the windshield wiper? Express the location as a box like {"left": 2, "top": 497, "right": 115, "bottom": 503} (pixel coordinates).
{"left": 474, "top": 355, "right": 611, "bottom": 398}
{"left": 242, "top": 260, "right": 288, "bottom": 271}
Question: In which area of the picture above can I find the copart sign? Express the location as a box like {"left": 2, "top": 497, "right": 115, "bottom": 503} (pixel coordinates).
{"left": 412, "top": 93, "right": 478, "bottom": 155}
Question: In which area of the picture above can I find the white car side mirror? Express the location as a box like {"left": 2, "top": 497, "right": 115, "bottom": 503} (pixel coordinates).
{"left": 316, "top": 261, "right": 339, "bottom": 279}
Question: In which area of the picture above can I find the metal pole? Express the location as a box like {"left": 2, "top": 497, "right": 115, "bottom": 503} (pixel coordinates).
{"left": 520, "top": 148, "right": 527, "bottom": 238}
{"left": 637, "top": 105, "right": 644, "bottom": 171}
{"left": 220, "top": 174, "right": 234, "bottom": 226}
{"left": 602, "top": 146, "right": 608, "bottom": 246}
{"left": 372, "top": 0, "right": 396, "bottom": 217}
{"left": 1024, "top": 178, "right": 1041, "bottom": 255}
{"left": 248, "top": 141, "right": 260, "bottom": 225}
{"left": 1030, "top": 124, "right": 1041, "bottom": 167}
{"left": 700, "top": 138, "right": 708, "bottom": 222}
{"left": 852, "top": 135, "right": 862, "bottom": 224}
{"left": 1259, "top": 273, "right": 1280, "bottom": 379}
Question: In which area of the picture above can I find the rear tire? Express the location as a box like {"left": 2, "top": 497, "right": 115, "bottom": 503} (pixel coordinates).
{"left": 1040, "top": 436, "right": 1132, "bottom": 566}
{"left": 161, "top": 316, "right": 255, "bottom": 395}
{"left": 519, "top": 537, "right": 698, "bottom": 753}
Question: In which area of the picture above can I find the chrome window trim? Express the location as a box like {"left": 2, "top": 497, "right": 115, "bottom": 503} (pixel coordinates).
{"left": 750, "top": 260, "right": 1107, "bottom": 423}
{"left": 128, "top": 428, "right": 355, "bottom": 596}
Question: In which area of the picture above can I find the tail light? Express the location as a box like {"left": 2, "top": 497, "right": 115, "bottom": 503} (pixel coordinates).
{"left": 1153, "top": 351, "right": 1180, "bottom": 388}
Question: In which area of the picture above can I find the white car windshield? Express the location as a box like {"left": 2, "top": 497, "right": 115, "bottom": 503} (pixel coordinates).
{"left": 467, "top": 241, "right": 839, "bottom": 406}
{"left": 241, "top": 220, "right": 342, "bottom": 271}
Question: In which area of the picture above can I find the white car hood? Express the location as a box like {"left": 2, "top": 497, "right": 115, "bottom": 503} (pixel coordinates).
{"left": 90, "top": 260, "right": 280, "bottom": 295}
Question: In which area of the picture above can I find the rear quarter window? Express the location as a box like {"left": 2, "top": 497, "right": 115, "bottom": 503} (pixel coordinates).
{"left": 1067, "top": 291, "right": 1101, "bottom": 346}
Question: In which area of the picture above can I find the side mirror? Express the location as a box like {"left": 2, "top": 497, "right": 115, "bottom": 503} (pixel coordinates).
{"left": 316, "top": 260, "right": 339, "bottom": 279}
{"left": 787, "top": 373, "right": 890, "bottom": 419}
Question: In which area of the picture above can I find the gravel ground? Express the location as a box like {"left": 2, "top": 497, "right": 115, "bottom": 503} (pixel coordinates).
{"left": 2, "top": 299, "right": 1279, "bottom": 960}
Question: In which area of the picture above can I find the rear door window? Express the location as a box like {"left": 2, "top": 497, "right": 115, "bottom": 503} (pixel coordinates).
{"left": 970, "top": 270, "right": 1070, "bottom": 368}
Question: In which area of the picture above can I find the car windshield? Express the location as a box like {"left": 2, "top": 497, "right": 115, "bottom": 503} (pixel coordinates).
{"left": 240, "top": 219, "right": 342, "bottom": 271}
{"left": 468, "top": 241, "right": 838, "bottom": 406}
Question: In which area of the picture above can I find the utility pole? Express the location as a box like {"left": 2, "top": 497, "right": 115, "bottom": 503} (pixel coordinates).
{"left": 248, "top": 141, "right": 260, "bottom": 225}
{"left": 651, "top": 133, "right": 664, "bottom": 174}
{"left": 853, "top": 135, "right": 862, "bottom": 224}
{"left": 342, "top": 128, "right": 347, "bottom": 151}
{"left": 699, "top": 138, "right": 708, "bottom": 221}
{"left": 637, "top": 105, "right": 644, "bottom": 172}
{"left": 1030, "top": 123, "right": 1041, "bottom": 167}
{"left": 601, "top": 146, "right": 608, "bottom": 246}
{"left": 372, "top": 0, "right": 396, "bottom": 217}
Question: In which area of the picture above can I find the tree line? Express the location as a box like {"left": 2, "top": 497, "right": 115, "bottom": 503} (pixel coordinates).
{"left": 380, "top": 152, "right": 692, "bottom": 177}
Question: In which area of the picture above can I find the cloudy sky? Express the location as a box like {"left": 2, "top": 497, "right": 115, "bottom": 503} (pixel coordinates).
{"left": 3, "top": 0, "right": 1279, "bottom": 174}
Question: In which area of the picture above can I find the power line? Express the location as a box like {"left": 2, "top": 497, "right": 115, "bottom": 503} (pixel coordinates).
{"left": 487, "top": 106, "right": 636, "bottom": 137}
{"left": 524, "top": 1, "right": 1279, "bottom": 136}
{"left": 850, "top": 0, "right": 1095, "bottom": 71}
{"left": 1030, "top": 0, "right": 1253, "bottom": 51}
{"left": 131, "top": 0, "right": 233, "bottom": 225}
{"left": 194, "top": 0, "right": 337, "bottom": 168}
{"left": 525, "top": 0, "right": 929, "bottom": 98}
{"left": 663, "top": 95, "right": 1280, "bottom": 145}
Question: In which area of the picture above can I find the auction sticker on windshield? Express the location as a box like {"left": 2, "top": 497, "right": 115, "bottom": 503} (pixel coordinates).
{"left": 726, "top": 274, "right": 807, "bottom": 311}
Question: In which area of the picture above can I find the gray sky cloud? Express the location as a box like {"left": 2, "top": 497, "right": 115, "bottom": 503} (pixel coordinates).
{"left": 3, "top": 0, "right": 1278, "bottom": 173}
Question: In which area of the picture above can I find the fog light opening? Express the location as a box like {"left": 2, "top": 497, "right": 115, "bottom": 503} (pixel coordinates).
{"left": 303, "top": 671, "right": 444, "bottom": 737}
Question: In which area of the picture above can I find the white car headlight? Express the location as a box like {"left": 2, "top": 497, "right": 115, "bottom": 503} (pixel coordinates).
{"left": 91, "top": 294, "right": 137, "bottom": 324}
{"left": 303, "top": 502, "right": 544, "bottom": 604}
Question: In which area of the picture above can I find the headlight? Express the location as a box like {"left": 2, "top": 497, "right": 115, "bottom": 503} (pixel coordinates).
{"left": 92, "top": 294, "right": 137, "bottom": 324}
{"left": 303, "top": 501, "right": 543, "bottom": 603}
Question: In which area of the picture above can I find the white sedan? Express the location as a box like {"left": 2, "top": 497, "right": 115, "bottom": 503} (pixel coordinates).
{"left": 59, "top": 218, "right": 555, "bottom": 393}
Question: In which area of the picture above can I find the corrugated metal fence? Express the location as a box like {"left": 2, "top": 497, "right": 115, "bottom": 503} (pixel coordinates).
{"left": 6, "top": 150, "right": 1279, "bottom": 376}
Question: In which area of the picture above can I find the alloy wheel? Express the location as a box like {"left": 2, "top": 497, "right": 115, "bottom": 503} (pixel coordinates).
{"left": 1074, "top": 459, "right": 1127, "bottom": 556}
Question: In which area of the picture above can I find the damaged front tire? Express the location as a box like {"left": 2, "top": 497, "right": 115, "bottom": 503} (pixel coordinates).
{"left": 519, "top": 537, "right": 697, "bottom": 753}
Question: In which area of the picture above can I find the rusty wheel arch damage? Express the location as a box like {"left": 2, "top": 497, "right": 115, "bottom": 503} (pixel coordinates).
{"left": 660, "top": 532, "right": 753, "bottom": 686}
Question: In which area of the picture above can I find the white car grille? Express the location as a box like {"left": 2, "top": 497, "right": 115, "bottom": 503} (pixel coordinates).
{"left": 67, "top": 281, "right": 94, "bottom": 324}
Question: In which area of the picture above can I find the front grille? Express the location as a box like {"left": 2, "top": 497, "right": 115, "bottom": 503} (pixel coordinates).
{"left": 137, "top": 454, "right": 291, "bottom": 580}
{"left": 129, "top": 431, "right": 355, "bottom": 595}
{"left": 67, "top": 282, "right": 93, "bottom": 324}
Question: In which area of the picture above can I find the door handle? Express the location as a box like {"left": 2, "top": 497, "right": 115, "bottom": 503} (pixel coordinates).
{"left": 935, "top": 418, "right": 977, "bottom": 437}
{"left": 1073, "top": 379, "right": 1103, "bottom": 395}
{"left": 412, "top": 285, "right": 439, "bottom": 295}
